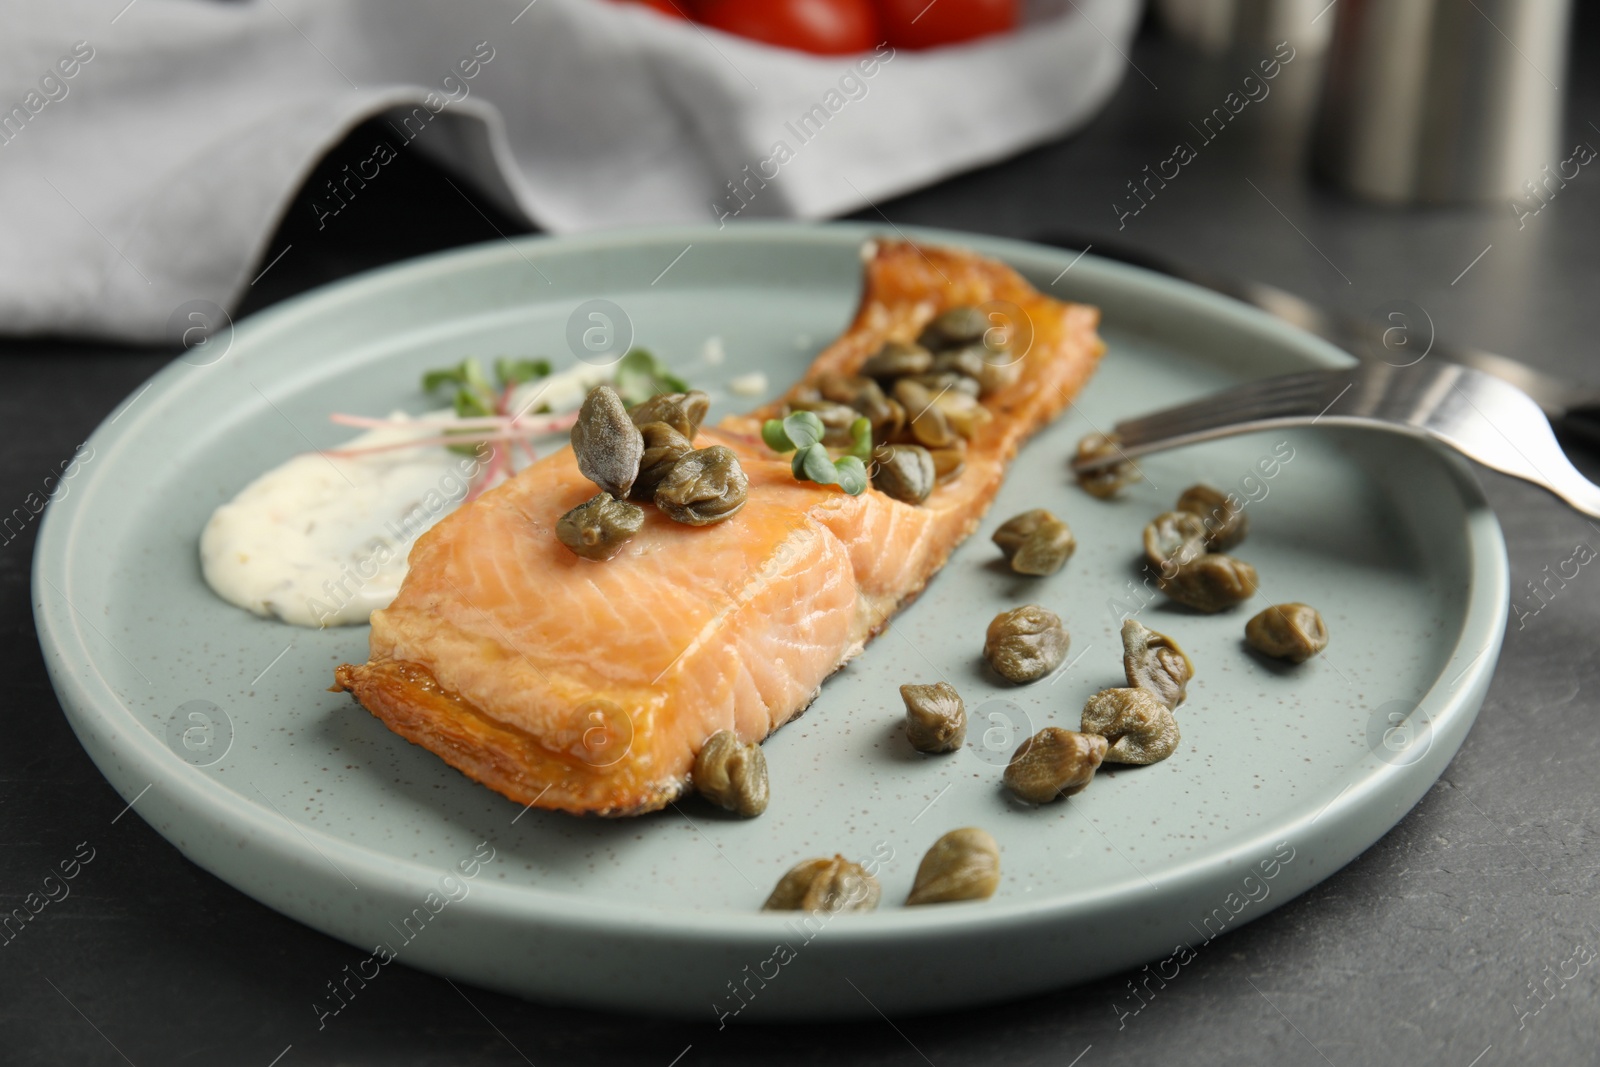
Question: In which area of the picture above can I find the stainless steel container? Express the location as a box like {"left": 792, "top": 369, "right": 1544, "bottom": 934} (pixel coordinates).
{"left": 1312, "top": 0, "right": 1571, "bottom": 204}
{"left": 1156, "top": 0, "right": 1335, "bottom": 55}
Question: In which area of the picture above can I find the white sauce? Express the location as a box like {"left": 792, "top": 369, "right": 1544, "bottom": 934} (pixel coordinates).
{"left": 201, "top": 363, "right": 604, "bottom": 629}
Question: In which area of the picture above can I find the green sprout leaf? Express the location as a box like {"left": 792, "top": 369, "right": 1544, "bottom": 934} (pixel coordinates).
{"left": 846, "top": 416, "right": 873, "bottom": 461}
{"left": 762, "top": 411, "right": 827, "bottom": 453}
{"left": 783, "top": 411, "right": 825, "bottom": 451}
{"left": 762, "top": 419, "right": 793, "bottom": 452}
{"left": 792, "top": 442, "right": 837, "bottom": 484}
{"left": 615, "top": 348, "right": 690, "bottom": 407}
{"left": 789, "top": 441, "right": 870, "bottom": 496}
{"left": 833, "top": 455, "right": 868, "bottom": 496}
{"left": 495, "top": 357, "right": 551, "bottom": 388}
{"left": 424, "top": 358, "right": 496, "bottom": 417}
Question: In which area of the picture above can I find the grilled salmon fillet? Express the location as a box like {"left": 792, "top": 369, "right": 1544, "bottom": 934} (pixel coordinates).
{"left": 334, "top": 240, "right": 1105, "bottom": 815}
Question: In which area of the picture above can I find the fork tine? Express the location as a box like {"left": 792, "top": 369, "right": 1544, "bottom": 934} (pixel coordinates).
{"left": 1071, "top": 361, "right": 1600, "bottom": 520}
{"left": 1107, "top": 370, "right": 1351, "bottom": 453}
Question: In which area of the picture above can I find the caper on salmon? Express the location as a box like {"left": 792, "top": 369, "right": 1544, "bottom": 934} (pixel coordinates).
{"left": 627, "top": 390, "right": 710, "bottom": 439}
{"left": 572, "top": 385, "right": 644, "bottom": 499}
{"left": 861, "top": 340, "right": 933, "bottom": 381}
{"left": 932, "top": 389, "right": 992, "bottom": 439}
{"left": 692, "top": 730, "right": 769, "bottom": 817}
{"left": 932, "top": 346, "right": 988, "bottom": 381}
{"left": 1074, "top": 431, "right": 1141, "bottom": 499}
{"left": 1080, "top": 687, "right": 1180, "bottom": 764}
{"left": 871, "top": 443, "right": 936, "bottom": 504}
{"left": 992, "top": 509, "right": 1076, "bottom": 576}
{"left": 763, "top": 855, "right": 881, "bottom": 913}
{"left": 818, "top": 373, "right": 896, "bottom": 434}
{"left": 1157, "top": 554, "right": 1258, "bottom": 612}
{"left": 970, "top": 350, "right": 1021, "bottom": 396}
{"left": 928, "top": 444, "right": 965, "bottom": 484}
{"left": 906, "top": 828, "right": 1000, "bottom": 905}
{"left": 900, "top": 682, "right": 966, "bottom": 753}
{"left": 1003, "top": 727, "right": 1107, "bottom": 803}
{"left": 1176, "top": 483, "right": 1248, "bottom": 551}
{"left": 983, "top": 605, "right": 1069, "bottom": 684}
{"left": 556, "top": 493, "right": 646, "bottom": 562}
{"left": 917, "top": 305, "right": 989, "bottom": 351}
{"left": 907, "top": 371, "right": 981, "bottom": 398}
{"left": 654, "top": 445, "right": 749, "bottom": 526}
{"left": 892, "top": 379, "right": 959, "bottom": 449}
{"left": 1120, "top": 618, "right": 1193, "bottom": 709}
{"left": 629, "top": 421, "right": 693, "bottom": 502}
{"left": 1245, "top": 602, "right": 1328, "bottom": 663}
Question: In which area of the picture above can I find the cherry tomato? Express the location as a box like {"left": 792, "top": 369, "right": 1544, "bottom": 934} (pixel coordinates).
{"left": 695, "top": 0, "right": 881, "bottom": 55}
{"left": 611, "top": 0, "right": 691, "bottom": 18}
{"left": 875, "top": 0, "right": 1017, "bottom": 49}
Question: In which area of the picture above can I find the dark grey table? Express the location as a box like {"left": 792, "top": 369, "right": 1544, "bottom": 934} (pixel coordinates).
{"left": 5, "top": 19, "right": 1600, "bottom": 1067}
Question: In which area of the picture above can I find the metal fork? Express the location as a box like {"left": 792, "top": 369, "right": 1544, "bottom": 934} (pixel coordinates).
{"left": 1070, "top": 361, "right": 1600, "bottom": 519}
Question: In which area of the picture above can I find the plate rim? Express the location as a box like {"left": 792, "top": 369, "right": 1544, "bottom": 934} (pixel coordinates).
{"left": 34, "top": 221, "right": 1510, "bottom": 947}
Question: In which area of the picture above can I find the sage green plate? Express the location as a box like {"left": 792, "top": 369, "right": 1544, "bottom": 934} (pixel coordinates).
{"left": 34, "top": 224, "right": 1507, "bottom": 1020}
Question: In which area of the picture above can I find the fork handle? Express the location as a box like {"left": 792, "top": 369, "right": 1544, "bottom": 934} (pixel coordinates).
{"left": 1555, "top": 400, "right": 1600, "bottom": 448}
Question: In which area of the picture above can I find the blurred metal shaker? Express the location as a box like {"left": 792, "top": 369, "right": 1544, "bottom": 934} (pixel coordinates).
{"left": 1313, "top": 0, "right": 1571, "bottom": 204}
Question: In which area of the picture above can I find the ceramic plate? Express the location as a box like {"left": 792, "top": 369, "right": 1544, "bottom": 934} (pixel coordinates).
{"left": 34, "top": 224, "right": 1507, "bottom": 1019}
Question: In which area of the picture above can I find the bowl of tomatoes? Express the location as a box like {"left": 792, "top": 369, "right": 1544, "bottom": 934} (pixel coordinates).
{"left": 530, "top": 0, "right": 1140, "bottom": 226}
{"left": 610, "top": 0, "right": 1024, "bottom": 54}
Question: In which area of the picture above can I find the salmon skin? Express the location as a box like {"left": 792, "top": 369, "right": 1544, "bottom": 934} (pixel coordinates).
{"left": 334, "top": 240, "right": 1105, "bottom": 816}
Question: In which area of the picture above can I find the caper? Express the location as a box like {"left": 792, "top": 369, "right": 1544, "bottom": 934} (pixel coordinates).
{"left": 860, "top": 340, "right": 933, "bottom": 381}
{"left": 629, "top": 421, "right": 693, "bottom": 502}
{"left": 918, "top": 306, "right": 988, "bottom": 351}
{"left": 819, "top": 373, "right": 894, "bottom": 428}
{"left": 1245, "top": 602, "right": 1328, "bottom": 663}
{"left": 871, "top": 443, "right": 935, "bottom": 504}
{"left": 907, "top": 372, "right": 981, "bottom": 398}
{"left": 932, "top": 346, "right": 988, "bottom": 381}
{"left": 556, "top": 492, "right": 646, "bottom": 562}
{"left": 627, "top": 390, "right": 711, "bottom": 439}
{"left": 572, "top": 386, "right": 644, "bottom": 499}
{"left": 983, "top": 605, "right": 1069, "bottom": 684}
{"left": 1120, "top": 618, "right": 1193, "bottom": 709}
{"left": 972, "top": 351, "right": 1021, "bottom": 396}
{"left": 892, "top": 379, "right": 958, "bottom": 449}
{"left": 865, "top": 397, "right": 906, "bottom": 445}
{"left": 1074, "top": 431, "right": 1141, "bottom": 499}
{"left": 933, "top": 389, "right": 993, "bottom": 439}
{"left": 1157, "top": 554, "right": 1258, "bottom": 612}
{"left": 654, "top": 445, "right": 748, "bottom": 526}
{"left": 692, "top": 730, "right": 769, "bottom": 817}
{"left": 900, "top": 682, "right": 966, "bottom": 753}
{"left": 992, "top": 509, "right": 1076, "bottom": 577}
{"left": 931, "top": 345, "right": 1017, "bottom": 397}
{"left": 1003, "top": 727, "right": 1107, "bottom": 803}
{"left": 992, "top": 508, "right": 1054, "bottom": 558}
{"left": 928, "top": 444, "right": 966, "bottom": 484}
{"left": 817, "top": 372, "right": 866, "bottom": 405}
{"left": 787, "top": 383, "right": 824, "bottom": 407}
{"left": 906, "top": 828, "right": 1000, "bottom": 905}
{"left": 1176, "top": 483, "right": 1248, "bottom": 550}
{"left": 1080, "top": 687, "right": 1180, "bottom": 764}
{"left": 762, "top": 855, "right": 880, "bottom": 913}
{"left": 1143, "top": 510, "right": 1210, "bottom": 571}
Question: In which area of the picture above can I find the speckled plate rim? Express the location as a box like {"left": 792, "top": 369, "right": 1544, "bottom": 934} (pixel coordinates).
{"left": 34, "top": 223, "right": 1508, "bottom": 948}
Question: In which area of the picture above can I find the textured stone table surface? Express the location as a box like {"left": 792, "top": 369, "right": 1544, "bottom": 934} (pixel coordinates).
{"left": 4, "top": 19, "right": 1599, "bottom": 1067}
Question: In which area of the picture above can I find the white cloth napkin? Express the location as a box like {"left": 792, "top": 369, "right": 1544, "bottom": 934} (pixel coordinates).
{"left": 0, "top": 0, "right": 1141, "bottom": 343}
